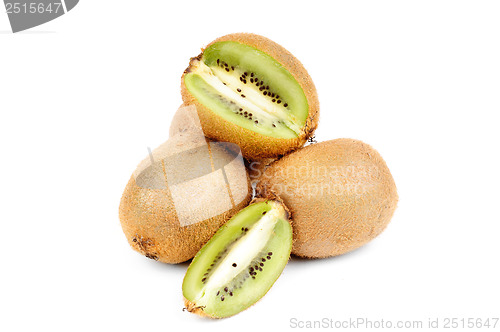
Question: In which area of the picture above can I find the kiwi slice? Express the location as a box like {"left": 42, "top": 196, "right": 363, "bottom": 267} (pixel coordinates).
{"left": 181, "top": 33, "right": 319, "bottom": 160}
{"left": 182, "top": 200, "right": 292, "bottom": 318}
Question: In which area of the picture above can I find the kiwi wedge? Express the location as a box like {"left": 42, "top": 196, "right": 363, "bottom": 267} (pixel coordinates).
{"left": 182, "top": 33, "right": 319, "bottom": 160}
{"left": 183, "top": 200, "right": 292, "bottom": 318}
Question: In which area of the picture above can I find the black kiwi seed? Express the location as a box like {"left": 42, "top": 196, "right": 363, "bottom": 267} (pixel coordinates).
{"left": 244, "top": 72, "right": 248, "bottom": 76}
{"left": 262, "top": 258, "right": 266, "bottom": 262}
{"left": 231, "top": 66, "right": 234, "bottom": 70}
{"left": 268, "top": 252, "right": 273, "bottom": 255}
{"left": 267, "top": 256, "right": 271, "bottom": 259}
{"left": 255, "top": 78, "right": 259, "bottom": 83}
{"left": 237, "top": 88, "right": 241, "bottom": 92}
{"left": 272, "top": 124, "right": 276, "bottom": 127}
{"left": 217, "top": 59, "right": 220, "bottom": 65}
{"left": 250, "top": 78, "right": 254, "bottom": 83}
{"left": 251, "top": 73, "right": 254, "bottom": 77}
{"left": 260, "top": 87, "right": 264, "bottom": 91}
{"left": 229, "top": 292, "right": 233, "bottom": 296}
{"left": 224, "top": 287, "right": 228, "bottom": 292}
{"left": 255, "top": 265, "right": 259, "bottom": 269}
{"left": 216, "top": 291, "right": 220, "bottom": 296}
{"left": 277, "top": 100, "right": 281, "bottom": 104}
{"left": 284, "top": 103, "right": 288, "bottom": 107}
{"left": 249, "top": 267, "right": 254, "bottom": 272}
{"left": 262, "top": 211, "right": 267, "bottom": 215}
{"left": 232, "top": 263, "right": 237, "bottom": 267}
{"left": 255, "top": 120, "right": 258, "bottom": 124}
{"left": 259, "top": 267, "right": 263, "bottom": 271}
{"left": 260, "top": 262, "right": 264, "bottom": 266}
{"left": 263, "top": 91, "right": 267, "bottom": 96}
{"left": 241, "top": 94, "right": 246, "bottom": 98}
{"left": 202, "top": 278, "right": 206, "bottom": 282}
{"left": 272, "top": 99, "right": 276, "bottom": 102}
{"left": 221, "top": 296, "right": 225, "bottom": 301}
{"left": 225, "top": 68, "right": 229, "bottom": 72}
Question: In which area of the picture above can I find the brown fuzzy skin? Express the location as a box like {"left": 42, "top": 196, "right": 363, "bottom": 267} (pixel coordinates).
{"left": 257, "top": 139, "right": 398, "bottom": 258}
{"left": 181, "top": 33, "right": 319, "bottom": 161}
{"left": 245, "top": 157, "right": 275, "bottom": 185}
{"left": 183, "top": 298, "right": 214, "bottom": 318}
{"left": 119, "top": 134, "right": 252, "bottom": 264}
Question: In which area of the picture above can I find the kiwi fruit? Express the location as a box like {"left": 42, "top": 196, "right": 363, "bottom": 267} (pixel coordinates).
{"left": 181, "top": 33, "right": 319, "bottom": 160}
{"left": 183, "top": 199, "right": 292, "bottom": 318}
{"left": 246, "top": 157, "right": 275, "bottom": 185}
{"left": 257, "top": 139, "right": 398, "bottom": 258}
{"left": 119, "top": 132, "right": 252, "bottom": 264}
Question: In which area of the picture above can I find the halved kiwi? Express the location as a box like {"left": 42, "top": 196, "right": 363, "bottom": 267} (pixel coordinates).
{"left": 183, "top": 200, "right": 292, "bottom": 318}
{"left": 181, "top": 33, "right": 319, "bottom": 160}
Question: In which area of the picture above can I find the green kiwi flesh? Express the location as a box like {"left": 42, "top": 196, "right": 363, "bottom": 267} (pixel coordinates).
{"left": 184, "top": 41, "right": 308, "bottom": 139}
{"left": 182, "top": 200, "right": 292, "bottom": 318}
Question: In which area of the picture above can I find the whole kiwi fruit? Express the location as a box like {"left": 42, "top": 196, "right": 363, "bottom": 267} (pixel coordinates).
{"left": 181, "top": 33, "right": 319, "bottom": 160}
{"left": 257, "top": 138, "right": 398, "bottom": 258}
{"left": 119, "top": 132, "right": 252, "bottom": 264}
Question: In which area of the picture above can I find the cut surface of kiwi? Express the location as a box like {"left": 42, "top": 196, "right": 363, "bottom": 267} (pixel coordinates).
{"left": 184, "top": 41, "right": 308, "bottom": 139}
{"left": 182, "top": 200, "right": 292, "bottom": 318}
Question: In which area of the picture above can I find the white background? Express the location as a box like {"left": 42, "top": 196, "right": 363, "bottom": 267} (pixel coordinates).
{"left": 1, "top": 1, "right": 499, "bottom": 331}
